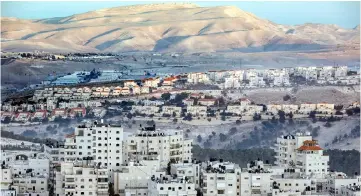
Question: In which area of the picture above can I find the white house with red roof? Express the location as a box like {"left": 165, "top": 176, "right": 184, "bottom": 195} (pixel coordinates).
{"left": 32, "top": 110, "right": 47, "bottom": 120}
{"left": 51, "top": 109, "right": 67, "bottom": 120}
{"left": 14, "top": 112, "right": 31, "bottom": 122}
{"left": 143, "top": 77, "right": 160, "bottom": 88}
{"left": 1, "top": 112, "right": 14, "bottom": 121}
{"left": 69, "top": 108, "right": 86, "bottom": 118}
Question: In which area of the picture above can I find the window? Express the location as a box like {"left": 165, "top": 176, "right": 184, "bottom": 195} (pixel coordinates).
{"left": 98, "top": 137, "right": 101, "bottom": 140}
{"left": 217, "top": 177, "right": 225, "bottom": 180}
{"left": 116, "top": 144, "right": 120, "bottom": 147}
{"left": 81, "top": 185, "right": 84, "bottom": 188}
{"left": 160, "top": 187, "right": 164, "bottom": 190}
{"left": 116, "top": 137, "right": 120, "bottom": 140}
{"left": 81, "top": 192, "right": 84, "bottom": 195}
{"left": 116, "top": 163, "right": 120, "bottom": 166}
{"left": 228, "top": 184, "right": 233, "bottom": 186}
{"left": 116, "top": 150, "right": 120, "bottom": 153}
{"left": 88, "top": 146, "right": 91, "bottom": 149}
{"left": 89, "top": 179, "right": 92, "bottom": 182}
{"left": 217, "top": 190, "right": 225, "bottom": 194}
{"left": 79, "top": 146, "right": 82, "bottom": 149}
{"left": 79, "top": 152, "right": 82, "bottom": 155}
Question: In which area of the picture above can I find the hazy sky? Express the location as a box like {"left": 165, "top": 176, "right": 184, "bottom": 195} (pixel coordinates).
{"left": 1, "top": 1, "right": 360, "bottom": 28}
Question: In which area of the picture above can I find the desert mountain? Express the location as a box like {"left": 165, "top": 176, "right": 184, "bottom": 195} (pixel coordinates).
{"left": 1, "top": 3, "right": 359, "bottom": 53}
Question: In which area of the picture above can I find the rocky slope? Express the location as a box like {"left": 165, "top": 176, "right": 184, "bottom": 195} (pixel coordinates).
{"left": 1, "top": 3, "right": 359, "bottom": 53}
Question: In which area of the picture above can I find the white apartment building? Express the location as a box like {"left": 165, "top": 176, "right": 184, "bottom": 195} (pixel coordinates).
{"left": 64, "top": 123, "right": 124, "bottom": 177}
{"left": 273, "top": 74, "right": 291, "bottom": 87}
{"left": 334, "top": 66, "right": 348, "bottom": 78}
{"left": 123, "top": 126, "right": 193, "bottom": 168}
{"left": 340, "top": 184, "right": 360, "bottom": 196}
{"left": 187, "top": 106, "right": 207, "bottom": 117}
{"left": 201, "top": 160, "right": 241, "bottom": 196}
{"left": 148, "top": 174, "right": 197, "bottom": 196}
{"left": 226, "top": 105, "right": 246, "bottom": 115}
{"left": 296, "top": 140, "right": 329, "bottom": 178}
{"left": 162, "top": 106, "right": 182, "bottom": 117}
{"left": 319, "top": 66, "right": 334, "bottom": 80}
{"left": 55, "top": 161, "right": 109, "bottom": 196}
{"left": 171, "top": 162, "right": 201, "bottom": 188}
{"left": 132, "top": 105, "right": 160, "bottom": 115}
{"left": 275, "top": 133, "right": 312, "bottom": 167}
{"left": 187, "top": 72, "right": 210, "bottom": 84}
{"left": 208, "top": 71, "right": 229, "bottom": 82}
{"left": 248, "top": 75, "right": 266, "bottom": 87}
{"left": 224, "top": 76, "right": 241, "bottom": 89}
{"left": 324, "top": 172, "right": 361, "bottom": 196}
{"left": 113, "top": 160, "right": 162, "bottom": 196}
{"left": 244, "top": 105, "right": 263, "bottom": 116}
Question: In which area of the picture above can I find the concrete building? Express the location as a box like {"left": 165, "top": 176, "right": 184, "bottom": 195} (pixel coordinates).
{"left": 187, "top": 106, "right": 207, "bottom": 117}
{"left": 132, "top": 105, "right": 160, "bottom": 115}
{"left": 148, "top": 174, "right": 197, "bottom": 196}
{"left": 202, "top": 160, "right": 241, "bottom": 196}
{"left": 299, "top": 103, "right": 317, "bottom": 115}
{"left": 55, "top": 161, "right": 109, "bottom": 196}
{"left": 162, "top": 106, "right": 182, "bottom": 117}
{"left": 123, "top": 126, "right": 193, "bottom": 168}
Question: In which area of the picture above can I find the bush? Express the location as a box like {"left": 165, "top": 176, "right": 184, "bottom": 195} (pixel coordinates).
{"left": 197, "top": 135, "right": 202, "bottom": 143}
{"left": 236, "top": 120, "right": 241, "bottom": 125}
{"left": 283, "top": 95, "right": 291, "bottom": 101}
{"left": 219, "top": 133, "right": 227, "bottom": 142}
{"left": 228, "top": 127, "right": 238, "bottom": 135}
{"left": 207, "top": 118, "right": 211, "bottom": 122}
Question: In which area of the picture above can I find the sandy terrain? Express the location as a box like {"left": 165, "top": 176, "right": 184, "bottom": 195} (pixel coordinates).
{"left": 1, "top": 3, "right": 359, "bottom": 54}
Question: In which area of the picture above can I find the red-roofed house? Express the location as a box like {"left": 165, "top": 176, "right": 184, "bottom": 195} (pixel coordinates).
{"left": 163, "top": 76, "right": 178, "bottom": 86}
{"left": 239, "top": 98, "right": 252, "bottom": 106}
{"left": 32, "top": 110, "right": 47, "bottom": 120}
{"left": 69, "top": 108, "right": 86, "bottom": 118}
{"left": 51, "top": 109, "right": 67, "bottom": 120}
{"left": 14, "top": 112, "right": 31, "bottom": 122}
{"left": 1, "top": 112, "right": 14, "bottom": 121}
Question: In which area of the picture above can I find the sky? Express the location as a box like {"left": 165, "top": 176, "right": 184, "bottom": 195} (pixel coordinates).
{"left": 1, "top": 1, "right": 360, "bottom": 29}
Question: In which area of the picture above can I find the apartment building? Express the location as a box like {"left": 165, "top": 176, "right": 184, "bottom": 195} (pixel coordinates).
{"left": 113, "top": 160, "right": 162, "bottom": 196}
{"left": 274, "top": 133, "right": 312, "bottom": 167}
{"left": 143, "top": 78, "right": 161, "bottom": 88}
{"left": 171, "top": 162, "right": 201, "bottom": 188}
{"left": 198, "top": 98, "right": 216, "bottom": 106}
{"left": 123, "top": 126, "right": 193, "bottom": 168}
{"left": 201, "top": 160, "right": 242, "bottom": 196}
{"left": 187, "top": 72, "right": 210, "bottom": 84}
{"left": 148, "top": 174, "right": 197, "bottom": 196}
{"left": 319, "top": 66, "right": 334, "bottom": 80}
{"left": 334, "top": 66, "right": 348, "bottom": 78}
{"left": 224, "top": 76, "right": 241, "bottom": 89}
{"left": 324, "top": 172, "right": 361, "bottom": 196}
{"left": 55, "top": 161, "right": 109, "bottom": 196}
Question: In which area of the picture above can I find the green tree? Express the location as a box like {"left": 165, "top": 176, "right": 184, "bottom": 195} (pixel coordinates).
{"left": 161, "top": 93, "right": 171, "bottom": 101}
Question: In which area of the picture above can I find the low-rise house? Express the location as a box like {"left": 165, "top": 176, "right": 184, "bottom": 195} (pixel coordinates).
{"left": 187, "top": 106, "right": 207, "bottom": 117}
{"left": 14, "top": 112, "right": 31, "bottom": 122}
{"left": 187, "top": 72, "right": 210, "bottom": 84}
{"left": 299, "top": 103, "right": 317, "bottom": 115}
{"left": 124, "top": 80, "right": 137, "bottom": 88}
{"left": 121, "top": 87, "right": 130, "bottom": 95}
{"left": 143, "top": 77, "right": 160, "bottom": 88}
{"left": 1, "top": 112, "right": 14, "bottom": 121}
{"left": 267, "top": 104, "right": 282, "bottom": 115}
{"left": 163, "top": 76, "right": 178, "bottom": 86}
{"left": 92, "top": 107, "right": 107, "bottom": 118}
{"left": 162, "top": 106, "right": 182, "bottom": 117}
{"left": 51, "top": 109, "right": 67, "bottom": 120}
{"left": 240, "top": 98, "right": 252, "bottom": 106}
{"left": 32, "top": 110, "right": 47, "bottom": 120}
{"left": 190, "top": 93, "right": 205, "bottom": 99}
{"left": 183, "top": 98, "right": 194, "bottom": 106}
{"left": 132, "top": 105, "right": 160, "bottom": 115}
{"left": 69, "top": 108, "right": 86, "bottom": 118}
{"left": 316, "top": 102, "right": 335, "bottom": 114}
{"left": 282, "top": 104, "right": 299, "bottom": 114}
{"left": 132, "top": 86, "right": 141, "bottom": 95}
{"left": 112, "top": 86, "right": 122, "bottom": 96}
{"left": 198, "top": 98, "right": 216, "bottom": 106}
{"left": 141, "top": 86, "right": 150, "bottom": 94}
{"left": 244, "top": 105, "right": 263, "bottom": 116}
{"left": 226, "top": 105, "right": 246, "bottom": 115}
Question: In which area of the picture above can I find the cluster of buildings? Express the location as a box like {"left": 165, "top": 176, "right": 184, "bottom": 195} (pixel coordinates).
{"left": 1, "top": 122, "right": 360, "bottom": 196}
{"left": 187, "top": 65, "right": 359, "bottom": 88}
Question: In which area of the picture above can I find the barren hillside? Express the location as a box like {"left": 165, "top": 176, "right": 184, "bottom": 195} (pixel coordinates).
{"left": 1, "top": 3, "right": 359, "bottom": 53}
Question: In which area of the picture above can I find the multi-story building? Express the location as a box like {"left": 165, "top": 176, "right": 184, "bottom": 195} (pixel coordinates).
{"left": 198, "top": 99, "right": 216, "bottom": 106}
{"left": 274, "top": 133, "right": 312, "bottom": 167}
{"left": 334, "top": 66, "right": 348, "bottom": 78}
{"left": 298, "top": 103, "right": 317, "bottom": 115}
{"left": 267, "top": 104, "right": 282, "bottom": 115}
{"left": 224, "top": 76, "right": 241, "bottom": 89}
{"left": 325, "top": 172, "right": 361, "bottom": 196}
{"left": 201, "top": 160, "right": 241, "bottom": 196}
{"left": 171, "top": 162, "right": 201, "bottom": 188}
{"left": 123, "top": 126, "right": 193, "bottom": 168}
{"left": 282, "top": 104, "right": 299, "bottom": 114}
{"left": 187, "top": 72, "right": 210, "bottom": 84}
{"left": 55, "top": 161, "right": 109, "bottom": 196}
{"left": 316, "top": 102, "right": 335, "bottom": 114}
{"left": 148, "top": 174, "right": 197, "bottom": 196}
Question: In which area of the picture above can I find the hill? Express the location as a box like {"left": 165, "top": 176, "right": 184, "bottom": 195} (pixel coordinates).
{"left": 1, "top": 3, "right": 359, "bottom": 53}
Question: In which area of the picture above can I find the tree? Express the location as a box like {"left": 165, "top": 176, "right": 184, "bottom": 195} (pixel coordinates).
{"left": 228, "top": 127, "right": 238, "bottom": 135}
{"left": 221, "top": 115, "right": 226, "bottom": 121}
{"left": 161, "top": 93, "right": 171, "bottom": 101}
{"left": 172, "top": 112, "right": 177, "bottom": 118}
{"left": 236, "top": 119, "right": 241, "bottom": 125}
{"left": 146, "top": 120, "right": 155, "bottom": 126}
{"left": 197, "top": 135, "right": 202, "bottom": 143}
{"left": 309, "top": 111, "right": 317, "bottom": 119}
{"left": 127, "top": 113, "right": 133, "bottom": 119}
{"left": 219, "top": 133, "right": 227, "bottom": 142}
{"left": 186, "top": 129, "right": 191, "bottom": 133}
{"left": 253, "top": 113, "right": 261, "bottom": 121}
{"left": 212, "top": 131, "right": 216, "bottom": 136}
{"left": 278, "top": 110, "right": 286, "bottom": 123}
{"left": 324, "top": 121, "right": 332, "bottom": 128}
{"left": 183, "top": 113, "right": 192, "bottom": 121}
{"left": 2, "top": 116, "right": 11, "bottom": 124}
{"left": 346, "top": 109, "right": 354, "bottom": 116}
{"left": 283, "top": 95, "right": 291, "bottom": 101}
{"left": 173, "top": 118, "right": 178, "bottom": 123}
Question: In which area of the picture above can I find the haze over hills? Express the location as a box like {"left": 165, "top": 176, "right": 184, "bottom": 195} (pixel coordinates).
{"left": 1, "top": 2, "right": 360, "bottom": 53}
